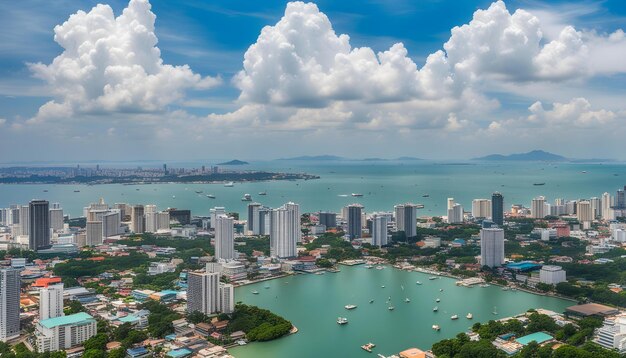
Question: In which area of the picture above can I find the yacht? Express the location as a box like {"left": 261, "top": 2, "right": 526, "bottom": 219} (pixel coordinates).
{"left": 388, "top": 305, "right": 395, "bottom": 311}
{"left": 451, "top": 315, "right": 459, "bottom": 320}
{"left": 433, "top": 306, "right": 438, "bottom": 312}
{"left": 172, "top": 195, "right": 176, "bottom": 198}
{"left": 466, "top": 313, "right": 473, "bottom": 319}
{"left": 436, "top": 298, "right": 440, "bottom": 303}
{"left": 415, "top": 281, "right": 422, "bottom": 285}
{"left": 351, "top": 193, "right": 364, "bottom": 197}
{"left": 376, "top": 266, "right": 384, "bottom": 270}
{"left": 241, "top": 194, "right": 252, "bottom": 201}
{"left": 258, "top": 191, "right": 267, "bottom": 195}
{"left": 381, "top": 285, "right": 385, "bottom": 288}
{"left": 429, "top": 276, "right": 437, "bottom": 280}
{"left": 73, "top": 190, "right": 80, "bottom": 193}
{"left": 502, "top": 287, "right": 510, "bottom": 291}
{"left": 369, "top": 299, "right": 374, "bottom": 304}
{"left": 224, "top": 182, "right": 234, "bottom": 187}
{"left": 345, "top": 304, "right": 357, "bottom": 310}
{"left": 337, "top": 317, "right": 348, "bottom": 325}
{"left": 432, "top": 325, "right": 440, "bottom": 331}
{"left": 405, "top": 298, "right": 410, "bottom": 303}
{"left": 439, "top": 289, "right": 444, "bottom": 292}
{"left": 422, "top": 194, "right": 430, "bottom": 197}
{"left": 195, "top": 190, "right": 203, "bottom": 194}
{"left": 252, "top": 290, "right": 259, "bottom": 294}
{"left": 206, "top": 194, "right": 215, "bottom": 199}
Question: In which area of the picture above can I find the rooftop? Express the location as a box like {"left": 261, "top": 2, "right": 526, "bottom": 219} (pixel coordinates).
{"left": 40, "top": 312, "right": 95, "bottom": 329}
{"left": 566, "top": 303, "right": 619, "bottom": 317}
{"left": 515, "top": 332, "right": 554, "bottom": 346}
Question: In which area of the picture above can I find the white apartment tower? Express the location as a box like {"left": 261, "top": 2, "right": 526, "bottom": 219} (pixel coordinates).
{"left": 531, "top": 196, "right": 546, "bottom": 219}
{"left": 215, "top": 215, "right": 235, "bottom": 261}
{"left": 39, "top": 283, "right": 64, "bottom": 320}
{"left": 371, "top": 214, "right": 389, "bottom": 247}
{"left": 480, "top": 228, "right": 505, "bottom": 268}
{"left": 471, "top": 199, "right": 492, "bottom": 219}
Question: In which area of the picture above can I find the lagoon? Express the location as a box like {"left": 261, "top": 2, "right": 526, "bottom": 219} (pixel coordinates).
{"left": 230, "top": 265, "right": 573, "bottom": 358}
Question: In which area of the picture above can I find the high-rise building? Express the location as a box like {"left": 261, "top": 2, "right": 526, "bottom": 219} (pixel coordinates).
{"left": 531, "top": 196, "right": 546, "bottom": 219}
{"left": 270, "top": 204, "right": 298, "bottom": 258}
{"left": 19, "top": 205, "right": 30, "bottom": 237}
{"left": 131, "top": 205, "right": 144, "bottom": 233}
{"left": 102, "top": 211, "right": 121, "bottom": 237}
{"left": 86, "top": 221, "right": 103, "bottom": 246}
{"left": 492, "top": 192, "right": 504, "bottom": 226}
{"left": 447, "top": 198, "right": 455, "bottom": 211}
{"left": 447, "top": 204, "right": 463, "bottom": 224}
{"left": 40, "top": 283, "right": 64, "bottom": 320}
{"left": 602, "top": 192, "right": 614, "bottom": 220}
{"left": 480, "top": 228, "right": 505, "bottom": 268}
{"left": 371, "top": 214, "right": 389, "bottom": 247}
{"left": 0, "top": 268, "right": 21, "bottom": 342}
{"left": 156, "top": 211, "right": 170, "bottom": 231}
{"left": 617, "top": 188, "right": 626, "bottom": 209}
{"left": 168, "top": 209, "right": 191, "bottom": 225}
{"left": 252, "top": 207, "right": 271, "bottom": 235}
{"left": 247, "top": 203, "right": 261, "bottom": 233}
{"left": 590, "top": 197, "right": 601, "bottom": 218}
{"left": 318, "top": 212, "right": 337, "bottom": 229}
{"left": 209, "top": 207, "right": 226, "bottom": 230}
{"left": 215, "top": 216, "right": 235, "bottom": 261}
{"left": 36, "top": 312, "right": 97, "bottom": 352}
{"left": 29, "top": 200, "right": 50, "bottom": 250}
{"left": 394, "top": 204, "right": 417, "bottom": 238}
{"left": 219, "top": 284, "right": 234, "bottom": 314}
{"left": 471, "top": 199, "right": 492, "bottom": 220}
{"left": 577, "top": 200, "right": 593, "bottom": 229}
{"left": 49, "top": 208, "right": 64, "bottom": 232}
{"left": 346, "top": 204, "right": 363, "bottom": 239}
{"left": 187, "top": 271, "right": 220, "bottom": 315}
{"left": 284, "top": 202, "right": 302, "bottom": 243}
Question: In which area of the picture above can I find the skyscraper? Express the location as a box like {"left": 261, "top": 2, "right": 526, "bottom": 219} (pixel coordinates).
{"left": 86, "top": 221, "right": 103, "bottom": 246}
{"left": 284, "top": 202, "right": 302, "bottom": 243}
{"left": 19, "top": 205, "right": 29, "bottom": 237}
{"left": 40, "top": 283, "right": 64, "bottom": 320}
{"left": 589, "top": 197, "right": 601, "bottom": 218}
{"left": 187, "top": 271, "right": 220, "bottom": 315}
{"left": 447, "top": 198, "right": 455, "bottom": 211}
{"left": 346, "top": 204, "right": 363, "bottom": 239}
{"left": 616, "top": 188, "right": 625, "bottom": 209}
{"left": 131, "top": 205, "right": 145, "bottom": 233}
{"left": 531, "top": 196, "right": 546, "bottom": 219}
{"left": 219, "top": 284, "right": 234, "bottom": 314}
{"left": 447, "top": 204, "right": 463, "bottom": 224}
{"left": 491, "top": 192, "right": 504, "bottom": 226}
{"left": 270, "top": 204, "right": 299, "bottom": 258}
{"left": 577, "top": 200, "right": 592, "bottom": 229}
{"left": 215, "top": 215, "right": 235, "bottom": 261}
{"left": 602, "top": 192, "right": 614, "bottom": 220}
{"left": 209, "top": 207, "right": 226, "bottom": 230}
{"left": 371, "top": 214, "right": 389, "bottom": 247}
{"left": 480, "top": 228, "right": 505, "bottom": 268}
{"left": 318, "top": 212, "right": 337, "bottom": 229}
{"left": 49, "top": 208, "right": 64, "bottom": 232}
{"left": 394, "top": 204, "right": 417, "bottom": 238}
{"left": 247, "top": 203, "right": 261, "bottom": 233}
{"left": 0, "top": 268, "right": 21, "bottom": 342}
{"left": 471, "top": 199, "right": 492, "bottom": 220}
{"left": 29, "top": 200, "right": 50, "bottom": 250}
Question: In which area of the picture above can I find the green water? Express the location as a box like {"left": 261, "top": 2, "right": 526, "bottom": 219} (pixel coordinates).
{"left": 230, "top": 266, "right": 573, "bottom": 358}
{"left": 1, "top": 161, "right": 624, "bottom": 218}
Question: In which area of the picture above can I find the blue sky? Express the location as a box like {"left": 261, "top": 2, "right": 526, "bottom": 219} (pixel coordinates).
{"left": 1, "top": 0, "right": 625, "bottom": 162}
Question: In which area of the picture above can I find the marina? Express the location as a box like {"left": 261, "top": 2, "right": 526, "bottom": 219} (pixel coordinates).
{"left": 230, "top": 265, "right": 573, "bottom": 358}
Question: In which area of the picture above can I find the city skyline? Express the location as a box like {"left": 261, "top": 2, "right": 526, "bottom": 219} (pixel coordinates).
{"left": 1, "top": 0, "right": 626, "bottom": 161}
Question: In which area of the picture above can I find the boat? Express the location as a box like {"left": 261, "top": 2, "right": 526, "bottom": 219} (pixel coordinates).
{"left": 433, "top": 306, "right": 438, "bottom": 312}
{"left": 429, "top": 276, "right": 437, "bottom": 280}
{"left": 381, "top": 285, "right": 385, "bottom": 288}
{"left": 451, "top": 315, "right": 458, "bottom": 320}
{"left": 345, "top": 304, "right": 357, "bottom": 310}
{"left": 388, "top": 305, "right": 395, "bottom": 311}
{"left": 224, "top": 182, "right": 234, "bottom": 187}
{"left": 236, "top": 339, "right": 247, "bottom": 346}
{"left": 466, "top": 313, "right": 473, "bottom": 319}
{"left": 492, "top": 306, "right": 498, "bottom": 315}
{"left": 416, "top": 281, "right": 422, "bottom": 285}
{"left": 369, "top": 299, "right": 374, "bottom": 303}
{"left": 582, "top": 171, "right": 587, "bottom": 173}
{"left": 258, "top": 191, "right": 267, "bottom": 195}
{"left": 337, "top": 317, "right": 348, "bottom": 325}
{"left": 533, "top": 183, "right": 546, "bottom": 186}
{"left": 338, "top": 194, "right": 349, "bottom": 197}
{"left": 422, "top": 194, "right": 430, "bottom": 197}
{"left": 405, "top": 298, "right": 410, "bottom": 303}
{"left": 501, "top": 287, "right": 509, "bottom": 291}
{"left": 206, "top": 194, "right": 215, "bottom": 199}
{"left": 73, "top": 190, "right": 80, "bottom": 192}
{"left": 436, "top": 298, "right": 440, "bottom": 302}
{"left": 432, "top": 325, "right": 440, "bottom": 331}
{"left": 439, "top": 289, "right": 444, "bottom": 292}
{"left": 43, "top": 190, "right": 48, "bottom": 192}
{"left": 195, "top": 190, "right": 203, "bottom": 194}
{"left": 351, "top": 193, "right": 364, "bottom": 197}
{"left": 252, "top": 290, "right": 259, "bottom": 294}
{"left": 241, "top": 194, "right": 252, "bottom": 201}
{"left": 361, "top": 343, "right": 376, "bottom": 352}
{"left": 364, "top": 265, "right": 373, "bottom": 269}
{"left": 172, "top": 195, "right": 176, "bottom": 198}
{"left": 315, "top": 272, "right": 325, "bottom": 275}
{"left": 264, "top": 285, "right": 270, "bottom": 289}
{"left": 479, "top": 284, "right": 490, "bottom": 288}
{"left": 376, "top": 266, "right": 384, "bottom": 270}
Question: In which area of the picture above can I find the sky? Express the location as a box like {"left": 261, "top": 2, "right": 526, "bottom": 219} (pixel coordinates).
{"left": 0, "top": 0, "right": 625, "bottom": 162}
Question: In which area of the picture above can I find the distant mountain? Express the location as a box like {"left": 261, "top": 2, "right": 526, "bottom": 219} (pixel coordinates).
{"left": 473, "top": 150, "right": 567, "bottom": 162}
{"left": 395, "top": 156, "right": 423, "bottom": 161}
{"left": 277, "top": 155, "right": 346, "bottom": 161}
{"left": 217, "top": 160, "right": 249, "bottom": 165}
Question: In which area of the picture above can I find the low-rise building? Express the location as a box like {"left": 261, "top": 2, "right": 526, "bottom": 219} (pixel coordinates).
{"left": 539, "top": 265, "right": 566, "bottom": 285}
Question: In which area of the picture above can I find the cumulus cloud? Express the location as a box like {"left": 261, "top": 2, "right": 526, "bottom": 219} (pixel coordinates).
{"left": 29, "top": 0, "right": 219, "bottom": 121}
{"left": 527, "top": 98, "right": 616, "bottom": 127}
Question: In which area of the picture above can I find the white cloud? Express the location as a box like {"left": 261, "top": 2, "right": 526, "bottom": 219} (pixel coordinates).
{"left": 28, "top": 0, "right": 220, "bottom": 122}
{"left": 528, "top": 98, "right": 616, "bottom": 127}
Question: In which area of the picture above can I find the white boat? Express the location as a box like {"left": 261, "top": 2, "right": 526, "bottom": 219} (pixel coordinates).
{"left": 436, "top": 298, "right": 440, "bottom": 302}
{"left": 364, "top": 265, "right": 373, "bottom": 269}
{"left": 502, "top": 287, "right": 509, "bottom": 291}
{"left": 258, "top": 191, "right": 267, "bottom": 195}
{"left": 376, "top": 266, "right": 384, "bottom": 270}
{"left": 451, "top": 315, "right": 458, "bottom": 320}
{"left": 479, "top": 284, "right": 490, "bottom": 288}
{"left": 345, "top": 304, "right": 357, "bottom": 310}
{"left": 433, "top": 306, "right": 438, "bottom": 312}
{"left": 432, "top": 325, "right": 440, "bottom": 331}
{"left": 381, "top": 285, "right": 385, "bottom": 288}
{"left": 466, "top": 313, "right": 473, "bottom": 319}
{"left": 439, "top": 289, "right": 444, "bottom": 292}
{"left": 206, "top": 194, "right": 215, "bottom": 199}
{"left": 429, "top": 276, "right": 437, "bottom": 280}
{"left": 252, "top": 290, "right": 259, "bottom": 294}
{"left": 351, "top": 193, "right": 364, "bottom": 197}
{"left": 405, "top": 298, "right": 410, "bottom": 303}
{"left": 264, "top": 285, "right": 270, "bottom": 289}
{"left": 388, "top": 305, "right": 395, "bottom": 311}
{"left": 492, "top": 306, "right": 498, "bottom": 315}
{"left": 416, "top": 281, "right": 422, "bottom": 285}
{"left": 369, "top": 299, "right": 374, "bottom": 303}
{"left": 337, "top": 317, "right": 348, "bottom": 325}
{"left": 241, "top": 194, "right": 252, "bottom": 201}
{"left": 224, "top": 182, "right": 234, "bottom": 187}
{"left": 172, "top": 195, "right": 176, "bottom": 198}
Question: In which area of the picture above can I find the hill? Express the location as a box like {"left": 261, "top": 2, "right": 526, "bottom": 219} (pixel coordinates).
{"left": 473, "top": 150, "right": 567, "bottom": 162}
{"left": 217, "top": 160, "right": 249, "bottom": 165}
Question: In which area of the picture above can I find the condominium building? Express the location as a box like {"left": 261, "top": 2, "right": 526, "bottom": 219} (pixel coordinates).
{"left": 492, "top": 192, "right": 504, "bottom": 226}
{"left": 131, "top": 205, "right": 145, "bottom": 233}
{"left": 0, "top": 268, "right": 21, "bottom": 342}
{"left": 49, "top": 208, "right": 64, "bottom": 232}
{"left": 36, "top": 312, "right": 97, "bottom": 352}
{"left": 86, "top": 221, "right": 103, "bottom": 246}
{"left": 30, "top": 200, "right": 50, "bottom": 249}
{"left": 471, "top": 199, "right": 492, "bottom": 220}
{"left": 447, "top": 203, "right": 463, "bottom": 224}
{"left": 346, "top": 204, "right": 363, "bottom": 239}
{"left": 394, "top": 203, "right": 417, "bottom": 238}
{"left": 480, "top": 228, "right": 505, "bottom": 268}
{"left": 214, "top": 215, "right": 235, "bottom": 261}
{"left": 270, "top": 204, "right": 299, "bottom": 258}
{"left": 531, "top": 196, "right": 546, "bottom": 219}
{"left": 187, "top": 271, "right": 234, "bottom": 315}
{"left": 371, "top": 214, "right": 389, "bottom": 247}
{"left": 40, "top": 283, "right": 64, "bottom": 320}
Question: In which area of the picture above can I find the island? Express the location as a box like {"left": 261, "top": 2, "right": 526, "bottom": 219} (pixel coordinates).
{"left": 216, "top": 160, "right": 249, "bottom": 166}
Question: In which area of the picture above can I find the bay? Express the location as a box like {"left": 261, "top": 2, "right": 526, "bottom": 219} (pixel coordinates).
{"left": 230, "top": 265, "right": 574, "bottom": 358}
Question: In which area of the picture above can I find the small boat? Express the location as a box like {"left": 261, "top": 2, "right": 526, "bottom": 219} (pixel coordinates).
{"left": 224, "top": 182, "right": 234, "bottom": 187}
{"left": 533, "top": 183, "right": 546, "bottom": 186}
{"left": 73, "top": 190, "right": 80, "bottom": 193}
{"left": 345, "top": 304, "right": 357, "bottom": 310}
{"left": 582, "top": 171, "right": 587, "bottom": 173}
{"left": 315, "top": 272, "right": 325, "bottom": 275}
{"left": 439, "top": 288, "right": 443, "bottom": 292}
{"left": 258, "top": 191, "right": 267, "bottom": 195}
{"left": 433, "top": 306, "right": 438, "bottom": 312}
{"left": 381, "top": 285, "right": 385, "bottom": 288}
{"left": 432, "top": 325, "right": 440, "bottom": 331}
{"left": 436, "top": 298, "right": 440, "bottom": 303}
{"left": 422, "top": 194, "right": 430, "bottom": 197}
{"left": 43, "top": 190, "right": 48, "bottom": 192}
{"left": 376, "top": 266, "right": 384, "bottom": 270}
{"left": 429, "top": 276, "right": 437, "bottom": 280}
{"left": 337, "top": 317, "right": 348, "bottom": 325}
{"left": 264, "top": 285, "right": 270, "bottom": 289}
{"left": 351, "top": 193, "right": 364, "bottom": 197}
{"left": 369, "top": 299, "right": 374, "bottom": 303}
{"left": 136, "top": 188, "right": 140, "bottom": 191}
{"left": 206, "top": 194, "right": 215, "bottom": 199}
{"left": 405, "top": 298, "right": 410, "bottom": 303}
{"left": 338, "top": 194, "right": 349, "bottom": 197}
{"left": 502, "top": 287, "right": 509, "bottom": 291}
{"left": 195, "top": 190, "right": 203, "bottom": 194}
{"left": 388, "top": 305, "right": 395, "bottom": 311}
{"left": 451, "top": 315, "right": 458, "bottom": 320}
{"left": 361, "top": 343, "right": 376, "bottom": 352}
{"left": 492, "top": 306, "right": 498, "bottom": 315}
{"left": 416, "top": 281, "right": 422, "bottom": 285}
{"left": 364, "top": 265, "right": 373, "bottom": 269}
{"left": 466, "top": 313, "right": 473, "bottom": 319}
{"left": 252, "top": 290, "right": 259, "bottom": 294}
{"left": 241, "top": 194, "right": 252, "bottom": 201}
{"left": 172, "top": 195, "right": 176, "bottom": 198}
{"left": 479, "top": 284, "right": 490, "bottom": 288}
